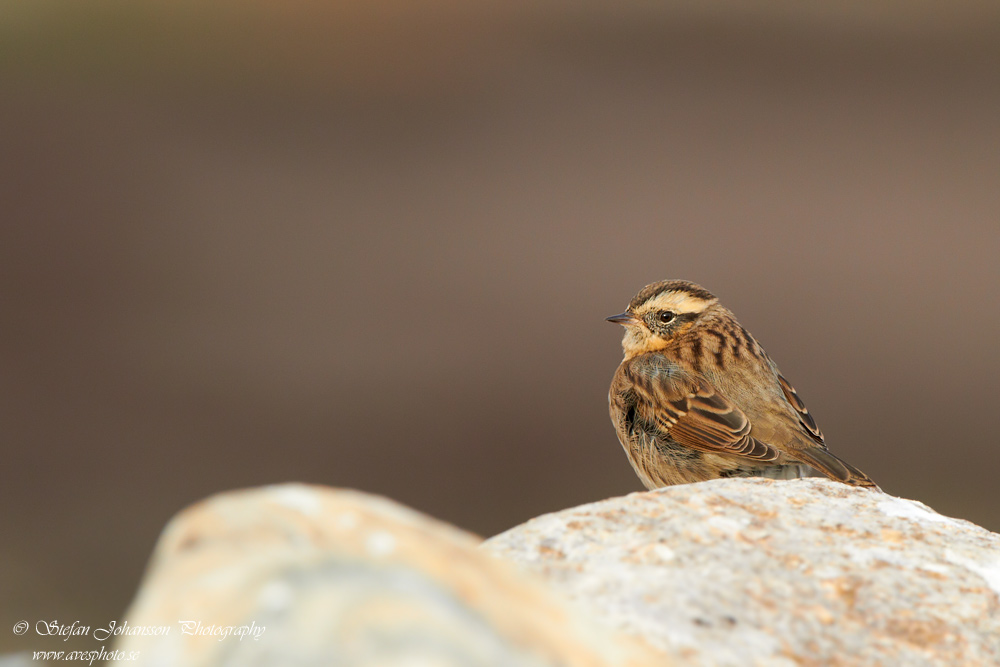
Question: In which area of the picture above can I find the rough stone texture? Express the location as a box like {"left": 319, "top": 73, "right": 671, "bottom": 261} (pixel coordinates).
{"left": 112, "top": 484, "right": 661, "bottom": 667}
{"left": 483, "top": 478, "right": 1000, "bottom": 667}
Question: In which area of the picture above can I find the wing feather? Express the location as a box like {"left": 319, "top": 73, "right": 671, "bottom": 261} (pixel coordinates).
{"left": 776, "top": 373, "right": 824, "bottom": 444}
{"left": 625, "top": 355, "right": 780, "bottom": 463}
{"left": 620, "top": 354, "right": 879, "bottom": 489}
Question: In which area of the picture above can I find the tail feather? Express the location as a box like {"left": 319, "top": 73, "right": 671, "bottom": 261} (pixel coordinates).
{"left": 794, "top": 447, "right": 880, "bottom": 490}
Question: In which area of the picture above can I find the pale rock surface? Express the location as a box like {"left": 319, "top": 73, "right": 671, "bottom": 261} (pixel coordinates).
{"left": 112, "top": 484, "right": 661, "bottom": 667}
{"left": 482, "top": 477, "right": 1000, "bottom": 666}
{"left": 0, "top": 655, "right": 31, "bottom": 667}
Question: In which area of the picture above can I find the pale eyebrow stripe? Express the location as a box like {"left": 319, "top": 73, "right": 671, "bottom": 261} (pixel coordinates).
{"left": 644, "top": 291, "right": 714, "bottom": 314}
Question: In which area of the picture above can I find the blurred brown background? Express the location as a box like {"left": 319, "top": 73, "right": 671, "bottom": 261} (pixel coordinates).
{"left": 2, "top": 0, "right": 999, "bottom": 654}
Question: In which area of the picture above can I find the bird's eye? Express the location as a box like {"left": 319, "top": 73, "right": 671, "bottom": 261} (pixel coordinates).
{"left": 657, "top": 311, "right": 675, "bottom": 324}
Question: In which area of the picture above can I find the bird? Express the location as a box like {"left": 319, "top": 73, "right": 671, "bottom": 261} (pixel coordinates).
{"left": 607, "top": 279, "right": 878, "bottom": 490}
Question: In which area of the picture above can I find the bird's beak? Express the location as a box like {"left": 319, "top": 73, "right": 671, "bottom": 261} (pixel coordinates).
{"left": 606, "top": 312, "right": 639, "bottom": 326}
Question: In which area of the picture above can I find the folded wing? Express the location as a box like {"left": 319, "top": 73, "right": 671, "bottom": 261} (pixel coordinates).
{"left": 624, "top": 355, "right": 780, "bottom": 462}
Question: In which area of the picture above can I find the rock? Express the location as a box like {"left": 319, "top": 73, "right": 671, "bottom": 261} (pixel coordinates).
{"left": 0, "top": 655, "right": 31, "bottom": 667}
{"left": 112, "top": 484, "right": 661, "bottom": 667}
{"left": 482, "top": 477, "right": 1000, "bottom": 666}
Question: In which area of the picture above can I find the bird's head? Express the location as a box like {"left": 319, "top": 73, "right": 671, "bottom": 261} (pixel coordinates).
{"left": 607, "top": 280, "right": 719, "bottom": 356}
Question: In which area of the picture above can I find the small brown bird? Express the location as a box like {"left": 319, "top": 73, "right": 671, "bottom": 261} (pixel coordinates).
{"left": 608, "top": 280, "right": 878, "bottom": 489}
